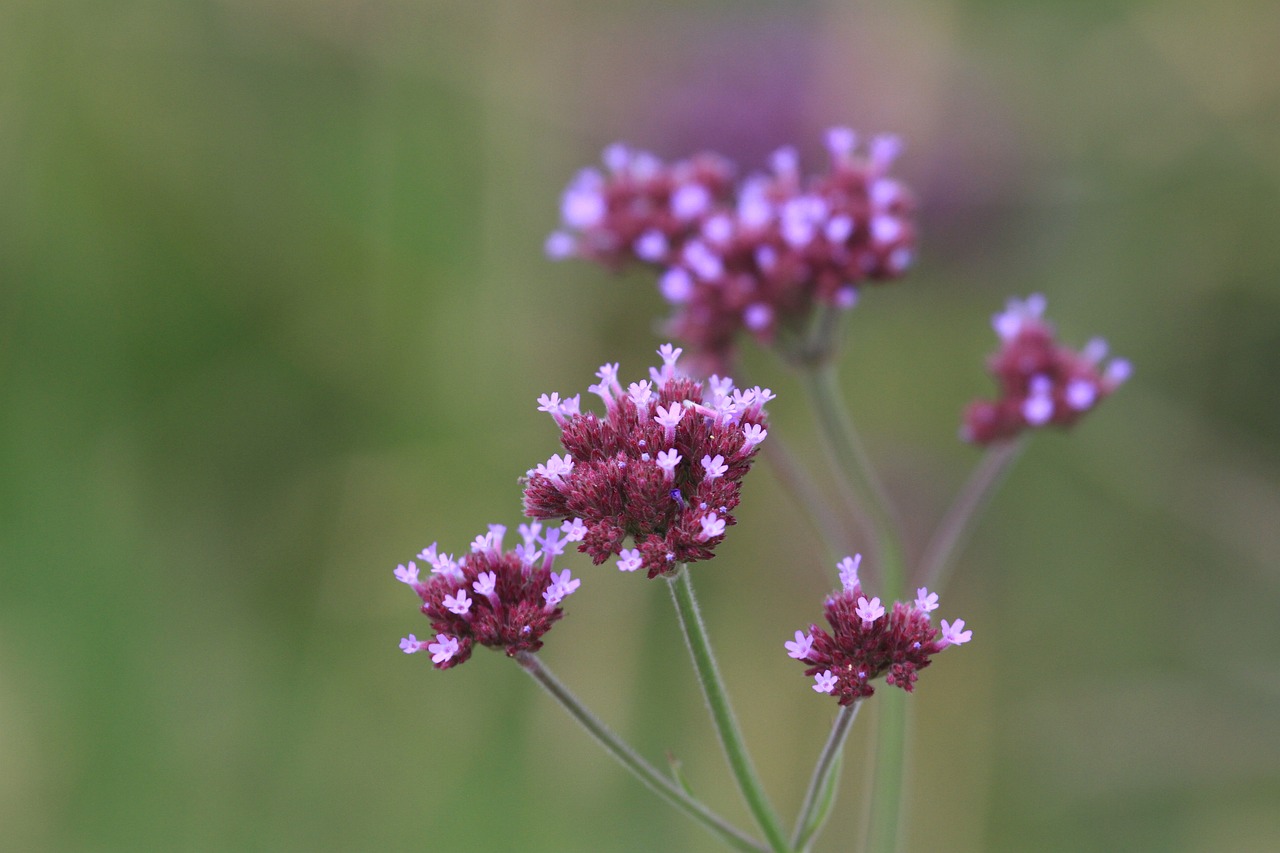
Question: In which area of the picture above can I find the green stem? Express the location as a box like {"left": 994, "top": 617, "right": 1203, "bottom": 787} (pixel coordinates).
{"left": 865, "top": 690, "right": 908, "bottom": 853}
{"left": 791, "top": 701, "right": 862, "bottom": 850}
{"left": 796, "top": 362, "right": 904, "bottom": 596}
{"left": 759, "top": 430, "right": 863, "bottom": 567}
{"left": 795, "top": 361, "right": 908, "bottom": 853}
{"left": 666, "top": 567, "right": 792, "bottom": 853}
{"left": 516, "top": 652, "right": 767, "bottom": 853}
{"left": 916, "top": 437, "right": 1027, "bottom": 593}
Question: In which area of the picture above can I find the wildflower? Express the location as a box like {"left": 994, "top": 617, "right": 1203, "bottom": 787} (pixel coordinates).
{"left": 523, "top": 344, "right": 771, "bottom": 578}
{"left": 395, "top": 523, "right": 581, "bottom": 669}
{"left": 961, "top": 294, "right": 1131, "bottom": 445}
{"left": 547, "top": 129, "right": 917, "bottom": 371}
{"left": 787, "top": 556, "right": 968, "bottom": 705}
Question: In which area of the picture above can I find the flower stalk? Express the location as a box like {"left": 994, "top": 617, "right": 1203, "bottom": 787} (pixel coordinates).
{"left": 516, "top": 651, "right": 767, "bottom": 853}
{"left": 916, "top": 436, "right": 1027, "bottom": 592}
{"left": 667, "top": 566, "right": 792, "bottom": 853}
{"left": 791, "top": 701, "right": 862, "bottom": 850}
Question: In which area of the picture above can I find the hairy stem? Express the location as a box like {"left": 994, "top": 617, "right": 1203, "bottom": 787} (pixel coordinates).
{"left": 791, "top": 701, "right": 862, "bottom": 850}
{"left": 667, "top": 567, "right": 792, "bottom": 853}
{"left": 916, "top": 437, "right": 1027, "bottom": 592}
{"left": 516, "top": 651, "right": 767, "bottom": 852}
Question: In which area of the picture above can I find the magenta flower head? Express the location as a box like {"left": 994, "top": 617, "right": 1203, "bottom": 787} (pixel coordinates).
{"left": 961, "top": 294, "right": 1131, "bottom": 445}
{"left": 394, "top": 522, "right": 581, "bottom": 669}
{"left": 787, "top": 555, "right": 969, "bottom": 705}
{"left": 523, "top": 344, "right": 772, "bottom": 578}
{"left": 547, "top": 129, "right": 916, "bottom": 371}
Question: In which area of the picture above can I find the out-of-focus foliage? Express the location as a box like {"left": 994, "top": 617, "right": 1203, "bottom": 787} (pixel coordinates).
{"left": 2, "top": 1, "right": 1277, "bottom": 851}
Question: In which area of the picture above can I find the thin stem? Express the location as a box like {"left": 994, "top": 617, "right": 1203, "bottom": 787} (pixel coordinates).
{"left": 865, "top": 690, "right": 908, "bottom": 853}
{"left": 916, "top": 436, "right": 1027, "bottom": 593}
{"left": 795, "top": 360, "right": 908, "bottom": 853}
{"left": 666, "top": 567, "right": 792, "bottom": 853}
{"left": 791, "top": 701, "right": 862, "bottom": 850}
{"left": 516, "top": 651, "right": 767, "bottom": 853}
{"left": 760, "top": 431, "right": 864, "bottom": 567}
{"left": 796, "top": 361, "right": 904, "bottom": 596}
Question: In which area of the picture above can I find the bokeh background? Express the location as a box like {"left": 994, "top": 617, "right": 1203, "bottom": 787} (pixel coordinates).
{"left": 4, "top": 1, "right": 1279, "bottom": 851}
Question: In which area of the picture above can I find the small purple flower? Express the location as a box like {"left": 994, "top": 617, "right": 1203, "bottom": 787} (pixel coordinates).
{"left": 617, "top": 548, "right": 643, "bottom": 573}
{"left": 443, "top": 589, "right": 472, "bottom": 616}
{"left": 701, "top": 454, "right": 728, "bottom": 481}
{"left": 785, "top": 630, "right": 814, "bottom": 660}
{"left": 697, "top": 512, "right": 726, "bottom": 542}
{"left": 399, "top": 634, "right": 426, "bottom": 654}
{"left": 856, "top": 596, "right": 885, "bottom": 627}
{"left": 789, "top": 575, "right": 970, "bottom": 704}
{"left": 522, "top": 344, "right": 771, "bottom": 578}
{"left": 656, "top": 448, "right": 682, "bottom": 481}
{"left": 940, "top": 619, "right": 972, "bottom": 647}
{"left": 914, "top": 588, "right": 939, "bottom": 615}
{"left": 740, "top": 424, "right": 768, "bottom": 454}
{"left": 962, "top": 295, "right": 1130, "bottom": 444}
{"left": 427, "top": 634, "right": 461, "bottom": 665}
{"left": 813, "top": 671, "right": 838, "bottom": 694}
{"left": 394, "top": 562, "right": 420, "bottom": 586}
{"left": 837, "top": 555, "right": 861, "bottom": 591}
{"left": 393, "top": 524, "right": 582, "bottom": 669}
{"left": 547, "top": 130, "right": 917, "bottom": 372}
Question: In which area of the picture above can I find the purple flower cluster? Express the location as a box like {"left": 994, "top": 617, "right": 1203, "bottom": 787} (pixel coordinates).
{"left": 523, "top": 344, "right": 772, "bottom": 578}
{"left": 786, "top": 556, "right": 970, "bottom": 705}
{"left": 546, "top": 129, "right": 916, "bottom": 370}
{"left": 961, "top": 295, "right": 1131, "bottom": 445}
{"left": 396, "top": 522, "right": 581, "bottom": 668}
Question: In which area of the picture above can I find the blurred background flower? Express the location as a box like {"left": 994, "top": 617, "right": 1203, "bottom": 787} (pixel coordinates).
{"left": 2, "top": 1, "right": 1278, "bottom": 851}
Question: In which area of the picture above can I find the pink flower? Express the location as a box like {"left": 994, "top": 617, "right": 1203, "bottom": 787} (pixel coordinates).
{"left": 962, "top": 295, "right": 1130, "bottom": 445}
{"left": 522, "top": 345, "right": 771, "bottom": 578}
{"left": 547, "top": 130, "right": 917, "bottom": 371}
{"left": 393, "top": 523, "right": 581, "bottom": 669}
{"left": 789, "top": 578, "right": 969, "bottom": 705}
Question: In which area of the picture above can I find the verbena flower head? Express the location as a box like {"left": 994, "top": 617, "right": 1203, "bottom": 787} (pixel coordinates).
{"left": 395, "top": 522, "right": 581, "bottom": 668}
{"left": 787, "top": 556, "right": 969, "bottom": 705}
{"left": 546, "top": 129, "right": 916, "bottom": 371}
{"left": 961, "top": 294, "right": 1131, "bottom": 445}
{"left": 523, "top": 344, "right": 772, "bottom": 578}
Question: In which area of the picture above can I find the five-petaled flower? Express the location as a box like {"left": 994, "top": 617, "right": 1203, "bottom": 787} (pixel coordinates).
{"left": 395, "top": 522, "right": 581, "bottom": 669}
{"left": 523, "top": 344, "right": 772, "bottom": 578}
{"left": 787, "top": 556, "right": 969, "bottom": 705}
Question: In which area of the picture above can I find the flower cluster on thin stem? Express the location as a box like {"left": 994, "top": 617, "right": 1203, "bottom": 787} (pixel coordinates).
{"left": 962, "top": 294, "right": 1131, "bottom": 445}
{"left": 523, "top": 344, "right": 772, "bottom": 578}
{"left": 547, "top": 129, "right": 916, "bottom": 371}
{"left": 395, "top": 522, "right": 581, "bottom": 668}
{"left": 786, "top": 555, "right": 970, "bottom": 705}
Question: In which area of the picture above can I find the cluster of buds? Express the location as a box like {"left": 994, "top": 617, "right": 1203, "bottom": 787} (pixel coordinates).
{"left": 961, "top": 295, "right": 1132, "bottom": 445}
{"left": 523, "top": 344, "right": 772, "bottom": 578}
{"left": 546, "top": 128, "right": 916, "bottom": 370}
{"left": 786, "top": 555, "right": 970, "bottom": 705}
{"left": 396, "top": 522, "right": 581, "bottom": 668}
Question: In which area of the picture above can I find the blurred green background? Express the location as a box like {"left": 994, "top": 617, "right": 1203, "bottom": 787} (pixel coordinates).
{"left": 3, "top": 1, "right": 1278, "bottom": 851}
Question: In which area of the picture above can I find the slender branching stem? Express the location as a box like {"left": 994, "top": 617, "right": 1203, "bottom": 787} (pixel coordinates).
{"left": 791, "top": 701, "right": 862, "bottom": 850}
{"left": 795, "top": 360, "right": 909, "bottom": 853}
{"left": 916, "top": 436, "right": 1027, "bottom": 593}
{"left": 795, "top": 361, "right": 904, "bottom": 596}
{"left": 760, "top": 432, "right": 864, "bottom": 568}
{"left": 516, "top": 651, "right": 767, "bottom": 853}
{"left": 666, "top": 567, "right": 793, "bottom": 853}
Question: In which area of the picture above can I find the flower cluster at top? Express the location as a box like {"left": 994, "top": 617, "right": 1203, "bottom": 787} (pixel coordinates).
{"left": 396, "top": 522, "right": 581, "bottom": 669}
{"left": 545, "top": 128, "right": 916, "bottom": 370}
{"left": 961, "top": 294, "right": 1132, "bottom": 445}
{"left": 523, "top": 344, "right": 772, "bottom": 579}
{"left": 785, "top": 555, "right": 970, "bottom": 705}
